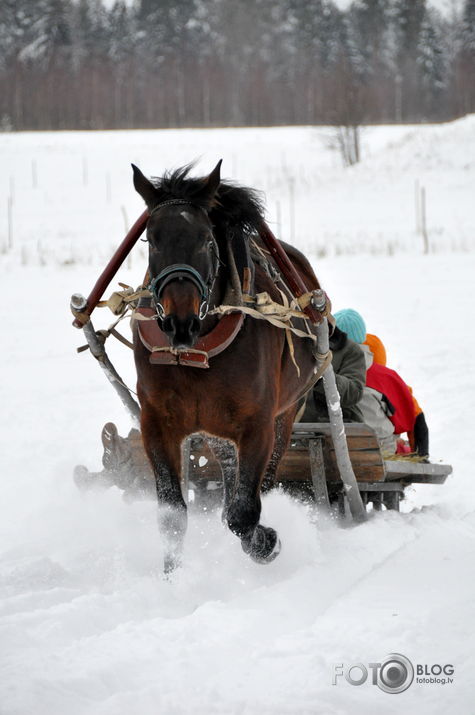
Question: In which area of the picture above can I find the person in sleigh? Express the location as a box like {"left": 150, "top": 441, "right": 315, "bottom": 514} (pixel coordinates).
{"left": 333, "top": 309, "right": 429, "bottom": 459}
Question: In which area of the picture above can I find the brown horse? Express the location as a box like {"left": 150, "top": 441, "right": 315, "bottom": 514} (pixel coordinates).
{"left": 132, "top": 161, "right": 322, "bottom": 573}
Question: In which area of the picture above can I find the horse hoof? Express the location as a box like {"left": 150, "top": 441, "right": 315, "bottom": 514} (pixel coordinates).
{"left": 163, "top": 554, "right": 181, "bottom": 576}
{"left": 243, "top": 525, "right": 282, "bottom": 564}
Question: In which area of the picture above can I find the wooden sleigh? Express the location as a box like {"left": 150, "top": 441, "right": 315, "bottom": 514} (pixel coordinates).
{"left": 71, "top": 204, "right": 452, "bottom": 521}
{"left": 74, "top": 422, "right": 452, "bottom": 514}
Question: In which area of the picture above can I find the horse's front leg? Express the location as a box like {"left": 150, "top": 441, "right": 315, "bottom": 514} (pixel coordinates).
{"left": 141, "top": 409, "right": 187, "bottom": 575}
{"left": 226, "top": 421, "right": 281, "bottom": 564}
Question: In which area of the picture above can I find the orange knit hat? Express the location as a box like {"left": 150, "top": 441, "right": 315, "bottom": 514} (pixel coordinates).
{"left": 364, "top": 333, "right": 387, "bottom": 366}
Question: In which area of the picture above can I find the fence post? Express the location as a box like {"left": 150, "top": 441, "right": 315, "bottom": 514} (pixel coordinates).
{"left": 421, "top": 186, "right": 429, "bottom": 254}
{"left": 275, "top": 200, "right": 282, "bottom": 240}
{"left": 288, "top": 177, "right": 295, "bottom": 244}
{"left": 7, "top": 196, "right": 13, "bottom": 250}
{"left": 415, "top": 178, "right": 420, "bottom": 235}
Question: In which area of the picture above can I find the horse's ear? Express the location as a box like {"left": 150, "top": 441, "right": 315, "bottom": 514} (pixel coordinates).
{"left": 199, "top": 159, "right": 222, "bottom": 205}
{"left": 132, "top": 164, "right": 159, "bottom": 207}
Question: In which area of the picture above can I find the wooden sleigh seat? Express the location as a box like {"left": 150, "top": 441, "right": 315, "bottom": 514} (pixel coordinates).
{"left": 73, "top": 422, "right": 453, "bottom": 513}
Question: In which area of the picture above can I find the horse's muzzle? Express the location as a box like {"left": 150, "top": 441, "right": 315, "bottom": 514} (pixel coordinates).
{"left": 162, "top": 314, "right": 201, "bottom": 350}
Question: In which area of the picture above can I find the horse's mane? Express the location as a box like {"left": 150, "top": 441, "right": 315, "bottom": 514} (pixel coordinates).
{"left": 152, "top": 165, "right": 265, "bottom": 239}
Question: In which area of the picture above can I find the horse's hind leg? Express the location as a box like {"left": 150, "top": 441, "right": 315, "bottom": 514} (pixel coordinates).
{"left": 141, "top": 409, "right": 187, "bottom": 574}
{"left": 207, "top": 436, "right": 238, "bottom": 521}
{"left": 262, "top": 405, "right": 297, "bottom": 492}
{"left": 225, "top": 421, "right": 281, "bottom": 564}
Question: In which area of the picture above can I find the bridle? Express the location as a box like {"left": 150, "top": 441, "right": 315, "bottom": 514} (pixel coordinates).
{"left": 147, "top": 199, "right": 220, "bottom": 321}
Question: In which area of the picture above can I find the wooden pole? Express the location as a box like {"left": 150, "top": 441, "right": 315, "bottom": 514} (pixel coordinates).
{"left": 421, "top": 186, "right": 429, "bottom": 254}
{"left": 7, "top": 196, "right": 13, "bottom": 250}
{"left": 415, "top": 178, "right": 420, "bottom": 235}
{"left": 289, "top": 177, "right": 295, "bottom": 245}
{"left": 315, "top": 317, "right": 367, "bottom": 522}
{"left": 275, "top": 201, "right": 282, "bottom": 240}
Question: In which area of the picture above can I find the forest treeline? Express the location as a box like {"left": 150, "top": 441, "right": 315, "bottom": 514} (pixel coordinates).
{"left": 1, "top": 0, "right": 474, "bottom": 131}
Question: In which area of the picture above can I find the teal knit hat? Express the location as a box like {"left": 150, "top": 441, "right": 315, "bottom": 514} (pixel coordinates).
{"left": 334, "top": 309, "right": 366, "bottom": 344}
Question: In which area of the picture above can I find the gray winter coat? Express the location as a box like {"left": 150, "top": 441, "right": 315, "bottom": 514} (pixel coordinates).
{"left": 300, "top": 326, "right": 366, "bottom": 423}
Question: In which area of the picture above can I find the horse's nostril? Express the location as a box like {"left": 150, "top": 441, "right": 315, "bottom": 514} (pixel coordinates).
{"left": 190, "top": 317, "right": 201, "bottom": 338}
{"left": 162, "top": 315, "right": 175, "bottom": 335}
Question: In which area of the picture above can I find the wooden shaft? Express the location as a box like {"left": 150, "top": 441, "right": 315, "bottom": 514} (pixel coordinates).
{"left": 258, "top": 222, "right": 322, "bottom": 324}
{"left": 72, "top": 209, "right": 149, "bottom": 327}
{"left": 316, "top": 318, "right": 367, "bottom": 523}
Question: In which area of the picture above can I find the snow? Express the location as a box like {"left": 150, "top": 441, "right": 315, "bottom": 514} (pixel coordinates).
{"left": 1, "top": 119, "right": 475, "bottom": 714}
{"left": 1, "top": 117, "right": 475, "bottom": 266}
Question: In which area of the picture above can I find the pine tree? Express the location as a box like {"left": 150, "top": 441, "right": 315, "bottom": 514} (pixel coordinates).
{"left": 461, "top": 0, "right": 475, "bottom": 54}
{"left": 417, "top": 9, "right": 448, "bottom": 117}
{"left": 288, "top": 0, "right": 343, "bottom": 70}
{"left": 394, "top": 0, "right": 427, "bottom": 59}
{"left": 418, "top": 10, "right": 446, "bottom": 89}
{"left": 457, "top": 0, "right": 475, "bottom": 112}
{"left": 347, "top": 0, "right": 389, "bottom": 77}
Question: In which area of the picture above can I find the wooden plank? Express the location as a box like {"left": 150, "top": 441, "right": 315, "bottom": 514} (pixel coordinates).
{"left": 384, "top": 461, "right": 452, "bottom": 484}
{"left": 321, "top": 431, "right": 385, "bottom": 482}
{"left": 358, "top": 482, "right": 404, "bottom": 492}
{"left": 292, "top": 422, "right": 379, "bottom": 438}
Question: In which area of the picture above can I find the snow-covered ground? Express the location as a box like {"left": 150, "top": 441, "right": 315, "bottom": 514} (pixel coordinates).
{"left": 1, "top": 117, "right": 474, "bottom": 267}
{"left": 1, "top": 120, "right": 474, "bottom": 714}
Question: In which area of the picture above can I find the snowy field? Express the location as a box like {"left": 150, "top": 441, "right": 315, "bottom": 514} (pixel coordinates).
{"left": 1, "top": 120, "right": 475, "bottom": 714}
{"left": 1, "top": 117, "right": 474, "bottom": 265}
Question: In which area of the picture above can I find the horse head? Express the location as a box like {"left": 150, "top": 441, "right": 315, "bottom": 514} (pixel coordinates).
{"left": 132, "top": 161, "right": 222, "bottom": 350}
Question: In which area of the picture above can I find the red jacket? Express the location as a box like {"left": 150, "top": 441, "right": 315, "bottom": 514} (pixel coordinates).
{"left": 366, "top": 363, "right": 416, "bottom": 435}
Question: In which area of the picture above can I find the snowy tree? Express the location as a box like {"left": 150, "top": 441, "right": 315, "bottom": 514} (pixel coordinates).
{"left": 455, "top": 0, "right": 475, "bottom": 112}
{"left": 418, "top": 10, "right": 446, "bottom": 89}
{"left": 347, "top": 0, "right": 390, "bottom": 77}
{"left": 0, "top": 0, "right": 469, "bottom": 129}
{"left": 461, "top": 0, "right": 475, "bottom": 53}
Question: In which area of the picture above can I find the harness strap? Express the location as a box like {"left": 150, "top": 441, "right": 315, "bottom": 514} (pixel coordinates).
{"left": 209, "top": 295, "right": 317, "bottom": 343}
{"left": 77, "top": 309, "right": 135, "bottom": 353}
{"left": 97, "top": 283, "right": 151, "bottom": 315}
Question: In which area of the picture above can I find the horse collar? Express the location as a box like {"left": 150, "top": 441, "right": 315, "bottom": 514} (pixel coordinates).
{"left": 135, "top": 302, "right": 244, "bottom": 369}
